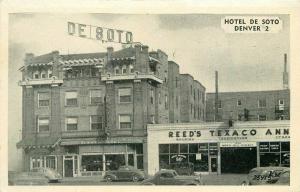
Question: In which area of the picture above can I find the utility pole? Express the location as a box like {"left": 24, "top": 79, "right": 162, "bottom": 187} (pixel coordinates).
{"left": 215, "top": 71, "right": 219, "bottom": 122}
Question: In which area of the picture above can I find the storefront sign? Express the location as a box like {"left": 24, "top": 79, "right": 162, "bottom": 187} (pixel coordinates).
{"left": 171, "top": 154, "right": 186, "bottom": 162}
{"left": 196, "top": 154, "right": 202, "bottom": 160}
{"left": 220, "top": 142, "right": 257, "bottom": 148}
{"left": 167, "top": 128, "right": 289, "bottom": 142}
{"left": 67, "top": 22, "right": 133, "bottom": 44}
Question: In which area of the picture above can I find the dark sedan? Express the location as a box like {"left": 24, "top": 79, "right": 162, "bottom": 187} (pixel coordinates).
{"left": 104, "top": 165, "right": 145, "bottom": 182}
{"left": 141, "top": 169, "right": 203, "bottom": 185}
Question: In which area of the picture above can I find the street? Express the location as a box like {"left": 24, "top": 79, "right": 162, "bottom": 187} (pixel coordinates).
{"left": 48, "top": 174, "right": 248, "bottom": 186}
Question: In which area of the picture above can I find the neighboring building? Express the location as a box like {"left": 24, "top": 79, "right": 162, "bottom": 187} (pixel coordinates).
{"left": 147, "top": 120, "right": 290, "bottom": 175}
{"left": 205, "top": 89, "right": 290, "bottom": 122}
{"left": 180, "top": 74, "right": 206, "bottom": 123}
{"left": 17, "top": 44, "right": 206, "bottom": 177}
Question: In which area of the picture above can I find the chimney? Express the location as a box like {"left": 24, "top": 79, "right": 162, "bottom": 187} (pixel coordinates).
{"left": 283, "top": 53, "right": 289, "bottom": 89}
{"left": 24, "top": 53, "right": 34, "bottom": 65}
{"left": 107, "top": 47, "right": 114, "bottom": 61}
{"left": 134, "top": 44, "right": 142, "bottom": 53}
{"left": 141, "top": 45, "right": 149, "bottom": 53}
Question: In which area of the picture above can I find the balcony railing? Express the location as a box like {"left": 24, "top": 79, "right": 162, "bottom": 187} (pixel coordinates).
{"left": 101, "top": 73, "right": 163, "bottom": 84}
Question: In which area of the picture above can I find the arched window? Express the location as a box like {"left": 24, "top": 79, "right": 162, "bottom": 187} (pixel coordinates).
{"left": 122, "top": 65, "right": 127, "bottom": 74}
{"left": 41, "top": 70, "right": 47, "bottom": 79}
{"left": 33, "top": 71, "right": 39, "bottom": 79}
{"left": 129, "top": 65, "right": 134, "bottom": 73}
{"left": 115, "top": 66, "right": 120, "bottom": 74}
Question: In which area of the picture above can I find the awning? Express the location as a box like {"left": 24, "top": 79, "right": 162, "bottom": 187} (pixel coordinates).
{"left": 60, "top": 137, "right": 145, "bottom": 146}
{"left": 17, "top": 136, "right": 61, "bottom": 149}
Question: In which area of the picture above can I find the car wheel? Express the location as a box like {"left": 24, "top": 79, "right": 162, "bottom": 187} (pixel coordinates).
{"left": 105, "top": 176, "right": 113, "bottom": 182}
{"left": 132, "top": 175, "right": 139, "bottom": 182}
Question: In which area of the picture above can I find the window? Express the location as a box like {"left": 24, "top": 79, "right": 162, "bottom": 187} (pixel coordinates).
{"left": 129, "top": 65, "right": 134, "bottom": 73}
{"left": 48, "top": 69, "right": 53, "bottom": 78}
{"left": 119, "top": 115, "right": 131, "bottom": 129}
{"left": 45, "top": 156, "right": 56, "bottom": 169}
{"left": 150, "top": 89, "right": 154, "bottom": 104}
{"left": 164, "top": 71, "right": 167, "bottom": 83}
{"left": 65, "top": 91, "right": 78, "bottom": 106}
{"left": 176, "top": 96, "right": 179, "bottom": 109}
{"left": 41, "top": 71, "right": 47, "bottom": 79}
{"left": 122, "top": 65, "right": 127, "bottom": 74}
{"left": 115, "top": 66, "right": 120, "bottom": 74}
{"left": 165, "top": 95, "right": 168, "bottom": 109}
{"left": 158, "top": 92, "right": 161, "bottom": 104}
{"left": 258, "top": 99, "right": 266, "bottom": 108}
{"left": 279, "top": 99, "right": 284, "bottom": 105}
{"left": 150, "top": 115, "right": 155, "bottom": 123}
{"left": 198, "top": 90, "right": 200, "bottom": 102}
{"left": 66, "top": 117, "right": 78, "bottom": 131}
{"left": 238, "top": 114, "right": 243, "bottom": 121}
{"left": 33, "top": 71, "right": 39, "bottom": 79}
{"left": 175, "top": 77, "right": 178, "bottom": 87}
{"left": 190, "top": 85, "right": 192, "bottom": 95}
{"left": 194, "top": 90, "right": 196, "bottom": 100}
{"left": 38, "top": 117, "right": 50, "bottom": 132}
{"left": 237, "top": 99, "right": 242, "bottom": 106}
{"left": 90, "top": 90, "right": 102, "bottom": 104}
{"left": 217, "top": 100, "right": 222, "bottom": 109}
{"left": 119, "top": 88, "right": 132, "bottom": 103}
{"left": 90, "top": 115, "right": 103, "bottom": 130}
{"left": 38, "top": 92, "right": 50, "bottom": 107}
{"left": 258, "top": 115, "right": 267, "bottom": 121}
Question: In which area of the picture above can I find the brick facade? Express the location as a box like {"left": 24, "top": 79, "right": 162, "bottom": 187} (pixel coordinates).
{"left": 206, "top": 89, "right": 290, "bottom": 122}
{"left": 18, "top": 44, "right": 205, "bottom": 176}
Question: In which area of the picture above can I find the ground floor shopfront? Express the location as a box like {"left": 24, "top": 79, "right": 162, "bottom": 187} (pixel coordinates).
{"left": 147, "top": 121, "right": 290, "bottom": 175}
{"left": 20, "top": 137, "right": 146, "bottom": 177}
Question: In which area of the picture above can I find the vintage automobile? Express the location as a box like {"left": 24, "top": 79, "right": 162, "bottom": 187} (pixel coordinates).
{"left": 241, "top": 167, "right": 289, "bottom": 185}
{"left": 274, "top": 168, "right": 290, "bottom": 185}
{"left": 9, "top": 167, "right": 62, "bottom": 185}
{"left": 104, "top": 165, "right": 145, "bottom": 182}
{"left": 141, "top": 169, "right": 203, "bottom": 185}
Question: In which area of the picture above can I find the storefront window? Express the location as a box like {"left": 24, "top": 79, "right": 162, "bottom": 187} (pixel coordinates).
{"left": 259, "top": 142, "right": 290, "bottom": 167}
{"left": 159, "top": 143, "right": 213, "bottom": 173}
{"left": 159, "top": 155, "right": 170, "bottom": 169}
{"left": 128, "top": 154, "right": 134, "bottom": 166}
{"left": 189, "top": 144, "right": 198, "bottom": 153}
{"left": 45, "top": 156, "right": 56, "bottom": 169}
{"left": 137, "top": 155, "right": 144, "bottom": 169}
{"left": 180, "top": 144, "right": 188, "bottom": 153}
{"left": 81, "top": 155, "right": 103, "bottom": 171}
{"left": 170, "top": 144, "right": 179, "bottom": 154}
{"left": 105, "top": 154, "right": 125, "bottom": 171}
{"left": 159, "top": 144, "right": 169, "bottom": 154}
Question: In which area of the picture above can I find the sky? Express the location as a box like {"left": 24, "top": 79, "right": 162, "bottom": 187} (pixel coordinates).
{"left": 8, "top": 13, "right": 289, "bottom": 171}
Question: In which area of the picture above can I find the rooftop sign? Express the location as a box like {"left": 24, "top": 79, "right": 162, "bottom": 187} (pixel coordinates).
{"left": 67, "top": 22, "right": 133, "bottom": 44}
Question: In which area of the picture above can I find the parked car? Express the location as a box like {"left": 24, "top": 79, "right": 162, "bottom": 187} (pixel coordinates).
{"left": 141, "top": 169, "right": 203, "bottom": 185}
{"left": 169, "top": 162, "right": 194, "bottom": 176}
{"left": 8, "top": 167, "right": 62, "bottom": 185}
{"left": 241, "top": 167, "right": 289, "bottom": 185}
{"left": 274, "top": 168, "right": 290, "bottom": 185}
{"left": 104, "top": 165, "right": 145, "bottom": 182}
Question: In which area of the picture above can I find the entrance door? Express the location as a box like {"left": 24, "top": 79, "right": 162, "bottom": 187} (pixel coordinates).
{"left": 209, "top": 156, "right": 218, "bottom": 173}
{"left": 64, "top": 160, "right": 73, "bottom": 177}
